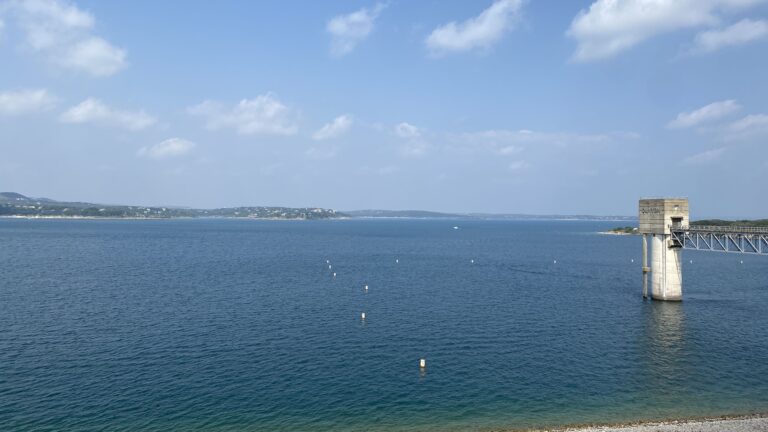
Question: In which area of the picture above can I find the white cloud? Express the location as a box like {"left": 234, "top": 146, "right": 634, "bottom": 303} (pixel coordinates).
{"left": 725, "top": 113, "right": 768, "bottom": 140}
{"left": 399, "top": 141, "right": 430, "bottom": 158}
{"left": 187, "top": 94, "right": 298, "bottom": 136}
{"left": 56, "top": 36, "right": 127, "bottom": 76}
{"left": 10, "top": 0, "right": 126, "bottom": 76}
{"left": 393, "top": 122, "right": 430, "bottom": 157}
{"left": 508, "top": 160, "right": 528, "bottom": 171}
{"left": 730, "top": 113, "right": 768, "bottom": 131}
{"left": 425, "top": 0, "right": 524, "bottom": 54}
{"left": 327, "top": 3, "right": 385, "bottom": 57}
{"left": 667, "top": 99, "right": 741, "bottom": 129}
{"left": 138, "top": 138, "right": 195, "bottom": 160}
{"left": 313, "top": 114, "right": 352, "bottom": 140}
{"left": 0, "top": 88, "right": 57, "bottom": 114}
{"left": 60, "top": 98, "right": 156, "bottom": 130}
{"left": 567, "top": 0, "right": 767, "bottom": 61}
{"left": 458, "top": 129, "right": 636, "bottom": 147}
{"left": 691, "top": 19, "right": 768, "bottom": 53}
{"left": 395, "top": 122, "right": 421, "bottom": 138}
{"left": 498, "top": 145, "right": 521, "bottom": 155}
{"left": 683, "top": 147, "right": 725, "bottom": 165}
{"left": 304, "top": 146, "right": 338, "bottom": 160}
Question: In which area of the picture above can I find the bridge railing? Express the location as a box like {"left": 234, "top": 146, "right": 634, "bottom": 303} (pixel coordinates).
{"left": 669, "top": 225, "right": 768, "bottom": 255}
{"left": 674, "top": 225, "right": 768, "bottom": 235}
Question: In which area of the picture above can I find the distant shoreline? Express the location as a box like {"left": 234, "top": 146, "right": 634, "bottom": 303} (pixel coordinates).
{"left": 1, "top": 215, "right": 635, "bottom": 222}
{"left": 0, "top": 215, "right": 351, "bottom": 221}
{"left": 598, "top": 231, "right": 639, "bottom": 235}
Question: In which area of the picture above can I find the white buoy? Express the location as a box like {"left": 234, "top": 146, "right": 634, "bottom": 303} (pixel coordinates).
{"left": 631, "top": 259, "right": 634, "bottom": 263}
{"left": 419, "top": 358, "right": 426, "bottom": 368}
{"left": 396, "top": 259, "right": 399, "bottom": 263}
{"left": 453, "top": 226, "right": 459, "bottom": 230}
{"left": 364, "top": 284, "right": 369, "bottom": 291}
{"left": 690, "top": 260, "right": 693, "bottom": 264}
{"left": 333, "top": 272, "right": 336, "bottom": 277}
{"left": 328, "top": 265, "right": 332, "bottom": 270}
{"left": 741, "top": 260, "right": 744, "bottom": 264}
{"left": 470, "top": 259, "right": 474, "bottom": 264}
{"left": 326, "top": 259, "right": 330, "bottom": 264}
{"left": 554, "top": 260, "right": 557, "bottom": 264}
{"left": 361, "top": 312, "right": 366, "bottom": 320}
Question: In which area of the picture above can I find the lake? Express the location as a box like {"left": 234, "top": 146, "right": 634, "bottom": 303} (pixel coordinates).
{"left": 1, "top": 218, "right": 767, "bottom": 431}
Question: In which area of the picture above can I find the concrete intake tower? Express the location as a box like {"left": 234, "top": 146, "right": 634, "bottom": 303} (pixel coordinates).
{"left": 639, "top": 198, "right": 689, "bottom": 301}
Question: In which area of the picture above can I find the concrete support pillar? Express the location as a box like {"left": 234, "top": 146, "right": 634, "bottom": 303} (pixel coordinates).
{"left": 651, "top": 234, "right": 682, "bottom": 301}
{"left": 642, "top": 234, "right": 649, "bottom": 299}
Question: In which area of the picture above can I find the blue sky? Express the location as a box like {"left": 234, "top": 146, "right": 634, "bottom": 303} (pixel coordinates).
{"left": 1, "top": 0, "right": 768, "bottom": 217}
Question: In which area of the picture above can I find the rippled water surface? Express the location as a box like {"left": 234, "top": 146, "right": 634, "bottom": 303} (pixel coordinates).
{"left": 1, "top": 218, "right": 768, "bottom": 431}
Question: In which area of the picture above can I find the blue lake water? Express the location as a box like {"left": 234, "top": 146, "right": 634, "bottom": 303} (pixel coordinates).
{"left": 1, "top": 218, "right": 767, "bottom": 431}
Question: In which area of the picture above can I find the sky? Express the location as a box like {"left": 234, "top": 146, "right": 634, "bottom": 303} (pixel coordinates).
{"left": 1, "top": 0, "right": 768, "bottom": 217}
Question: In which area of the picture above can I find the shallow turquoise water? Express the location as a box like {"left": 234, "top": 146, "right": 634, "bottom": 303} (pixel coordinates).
{"left": 1, "top": 218, "right": 767, "bottom": 431}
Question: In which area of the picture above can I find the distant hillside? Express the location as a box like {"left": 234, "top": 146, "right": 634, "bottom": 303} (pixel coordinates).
{"left": 0, "top": 192, "right": 343, "bottom": 220}
{"left": 0, "top": 192, "right": 29, "bottom": 202}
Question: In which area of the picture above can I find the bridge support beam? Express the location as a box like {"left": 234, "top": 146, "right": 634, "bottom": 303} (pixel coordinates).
{"left": 639, "top": 198, "right": 689, "bottom": 301}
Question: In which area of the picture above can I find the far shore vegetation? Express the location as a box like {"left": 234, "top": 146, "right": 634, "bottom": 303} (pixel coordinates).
{"left": 692, "top": 219, "right": 768, "bottom": 227}
{"left": 606, "top": 226, "right": 639, "bottom": 235}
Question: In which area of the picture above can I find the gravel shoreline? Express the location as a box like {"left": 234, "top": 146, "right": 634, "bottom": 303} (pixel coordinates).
{"left": 523, "top": 414, "right": 768, "bottom": 431}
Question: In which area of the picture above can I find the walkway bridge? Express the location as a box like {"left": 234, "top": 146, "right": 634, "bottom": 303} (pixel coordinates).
{"left": 670, "top": 225, "right": 768, "bottom": 255}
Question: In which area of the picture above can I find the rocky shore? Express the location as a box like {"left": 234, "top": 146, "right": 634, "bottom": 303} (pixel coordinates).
{"left": 527, "top": 415, "right": 768, "bottom": 432}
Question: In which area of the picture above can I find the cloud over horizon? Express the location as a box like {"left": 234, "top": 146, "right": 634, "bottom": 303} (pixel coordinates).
{"left": 313, "top": 114, "right": 352, "bottom": 140}
{"left": 567, "top": 0, "right": 767, "bottom": 62}
{"left": 138, "top": 138, "right": 196, "bottom": 160}
{"left": 8, "top": 0, "right": 127, "bottom": 76}
{"left": 0, "top": 88, "right": 57, "bottom": 115}
{"left": 187, "top": 94, "right": 298, "bottom": 136}
{"left": 691, "top": 19, "right": 768, "bottom": 53}
{"left": 425, "top": 0, "right": 524, "bottom": 55}
{"left": 59, "top": 98, "right": 156, "bottom": 130}
{"left": 667, "top": 99, "right": 741, "bottom": 129}
{"left": 683, "top": 147, "right": 726, "bottom": 165}
{"left": 326, "top": 3, "right": 385, "bottom": 57}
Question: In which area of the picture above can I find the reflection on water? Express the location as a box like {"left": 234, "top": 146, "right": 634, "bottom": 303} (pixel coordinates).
{"left": 648, "top": 301, "right": 685, "bottom": 351}
{"left": 640, "top": 301, "right": 688, "bottom": 415}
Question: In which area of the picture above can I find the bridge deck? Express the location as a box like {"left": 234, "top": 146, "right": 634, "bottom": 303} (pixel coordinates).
{"left": 670, "top": 225, "right": 768, "bottom": 255}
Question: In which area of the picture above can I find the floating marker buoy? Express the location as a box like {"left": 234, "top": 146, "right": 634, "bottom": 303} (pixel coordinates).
{"left": 631, "top": 259, "right": 634, "bottom": 263}
{"left": 328, "top": 265, "right": 332, "bottom": 270}
{"left": 326, "top": 259, "right": 330, "bottom": 264}
{"left": 690, "top": 260, "right": 693, "bottom": 264}
{"left": 453, "top": 226, "right": 459, "bottom": 230}
{"left": 740, "top": 260, "right": 744, "bottom": 264}
{"left": 470, "top": 259, "right": 474, "bottom": 264}
{"left": 396, "top": 259, "right": 399, "bottom": 263}
{"left": 419, "top": 358, "right": 426, "bottom": 368}
{"left": 364, "top": 285, "right": 369, "bottom": 291}
{"left": 554, "top": 260, "right": 557, "bottom": 264}
{"left": 361, "top": 312, "right": 366, "bottom": 320}
{"left": 333, "top": 272, "right": 336, "bottom": 277}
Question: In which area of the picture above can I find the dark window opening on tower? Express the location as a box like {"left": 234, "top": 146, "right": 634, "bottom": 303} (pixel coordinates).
{"left": 671, "top": 217, "right": 683, "bottom": 229}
